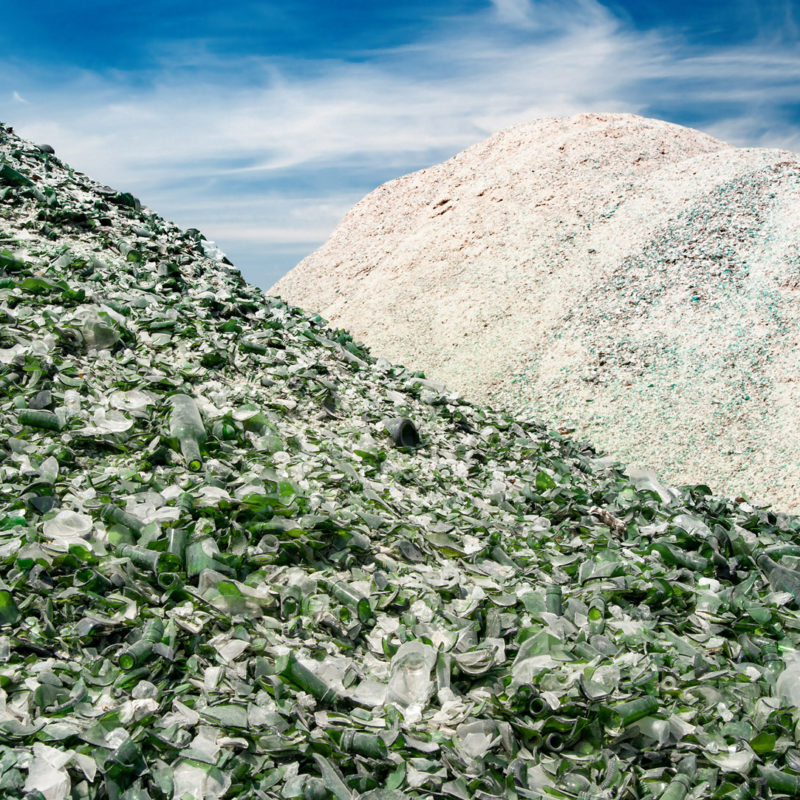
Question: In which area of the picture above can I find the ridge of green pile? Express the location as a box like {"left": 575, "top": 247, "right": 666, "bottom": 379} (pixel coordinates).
{"left": 1, "top": 121, "right": 800, "bottom": 800}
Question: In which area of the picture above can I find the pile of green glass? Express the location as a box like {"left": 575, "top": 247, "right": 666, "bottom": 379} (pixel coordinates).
{"left": 1, "top": 122, "right": 800, "bottom": 800}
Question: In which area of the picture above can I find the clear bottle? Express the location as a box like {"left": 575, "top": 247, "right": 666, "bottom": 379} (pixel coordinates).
{"left": 80, "top": 306, "right": 119, "bottom": 350}
{"left": 775, "top": 651, "right": 800, "bottom": 710}
{"left": 387, "top": 641, "right": 435, "bottom": 708}
{"left": 756, "top": 552, "right": 800, "bottom": 600}
{"left": 168, "top": 394, "right": 206, "bottom": 471}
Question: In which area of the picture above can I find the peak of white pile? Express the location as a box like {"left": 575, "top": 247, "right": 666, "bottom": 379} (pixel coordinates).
{"left": 273, "top": 113, "right": 800, "bottom": 511}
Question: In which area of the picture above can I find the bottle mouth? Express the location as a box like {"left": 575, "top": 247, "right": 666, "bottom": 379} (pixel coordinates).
{"left": 180, "top": 437, "right": 203, "bottom": 471}
{"left": 384, "top": 416, "right": 421, "bottom": 448}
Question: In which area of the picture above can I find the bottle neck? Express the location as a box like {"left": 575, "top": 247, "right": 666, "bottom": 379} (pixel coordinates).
{"left": 179, "top": 436, "right": 202, "bottom": 471}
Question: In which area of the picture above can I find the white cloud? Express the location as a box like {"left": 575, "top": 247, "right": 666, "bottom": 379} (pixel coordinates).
{"left": 206, "top": 224, "right": 337, "bottom": 245}
{"left": 12, "top": 91, "right": 28, "bottom": 104}
{"left": 3, "top": 0, "right": 800, "bottom": 289}
{"left": 490, "top": 0, "right": 534, "bottom": 26}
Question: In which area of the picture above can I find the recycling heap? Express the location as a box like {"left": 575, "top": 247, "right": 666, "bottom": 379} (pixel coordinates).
{"left": 1, "top": 122, "right": 800, "bottom": 800}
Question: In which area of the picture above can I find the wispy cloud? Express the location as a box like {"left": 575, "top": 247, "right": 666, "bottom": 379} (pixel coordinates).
{"left": 2, "top": 0, "right": 799, "bottom": 287}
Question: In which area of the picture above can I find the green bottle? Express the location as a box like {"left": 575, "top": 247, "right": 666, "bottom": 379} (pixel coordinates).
{"left": 168, "top": 394, "right": 206, "bottom": 471}
{"left": 276, "top": 651, "right": 339, "bottom": 706}
{"left": 546, "top": 584, "right": 563, "bottom": 616}
{"left": 167, "top": 527, "right": 187, "bottom": 566}
{"left": 658, "top": 774, "right": 690, "bottom": 800}
{"left": 325, "top": 578, "right": 373, "bottom": 623}
{"left": 18, "top": 409, "right": 63, "bottom": 432}
{"left": 240, "top": 339, "right": 268, "bottom": 355}
{"left": 211, "top": 419, "right": 237, "bottom": 440}
{"left": 337, "top": 729, "right": 388, "bottom": 759}
{"left": 118, "top": 618, "right": 164, "bottom": 669}
{"left": 157, "top": 572, "right": 183, "bottom": 595}
{"left": 601, "top": 696, "right": 659, "bottom": 729}
{"left": 588, "top": 596, "right": 606, "bottom": 634}
{"left": 117, "top": 640, "right": 151, "bottom": 669}
{"left": 117, "top": 544, "right": 180, "bottom": 574}
{"left": 142, "top": 617, "right": 165, "bottom": 644}
{"left": 280, "top": 585, "right": 303, "bottom": 618}
{"left": 102, "top": 503, "right": 146, "bottom": 536}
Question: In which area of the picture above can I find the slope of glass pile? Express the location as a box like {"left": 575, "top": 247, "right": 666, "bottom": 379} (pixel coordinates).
{"left": 2, "top": 122, "right": 800, "bottom": 800}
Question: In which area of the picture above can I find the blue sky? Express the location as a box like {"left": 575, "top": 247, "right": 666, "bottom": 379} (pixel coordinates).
{"left": 2, "top": 0, "right": 799, "bottom": 289}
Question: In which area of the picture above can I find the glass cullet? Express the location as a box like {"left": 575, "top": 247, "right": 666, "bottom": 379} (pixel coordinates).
{"left": 168, "top": 394, "right": 206, "bottom": 471}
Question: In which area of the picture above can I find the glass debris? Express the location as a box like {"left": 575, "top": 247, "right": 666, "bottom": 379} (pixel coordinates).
{"left": 1, "top": 120, "right": 800, "bottom": 799}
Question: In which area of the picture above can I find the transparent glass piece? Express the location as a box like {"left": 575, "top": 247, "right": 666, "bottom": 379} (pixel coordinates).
{"left": 387, "top": 642, "right": 436, "bottom": 709}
